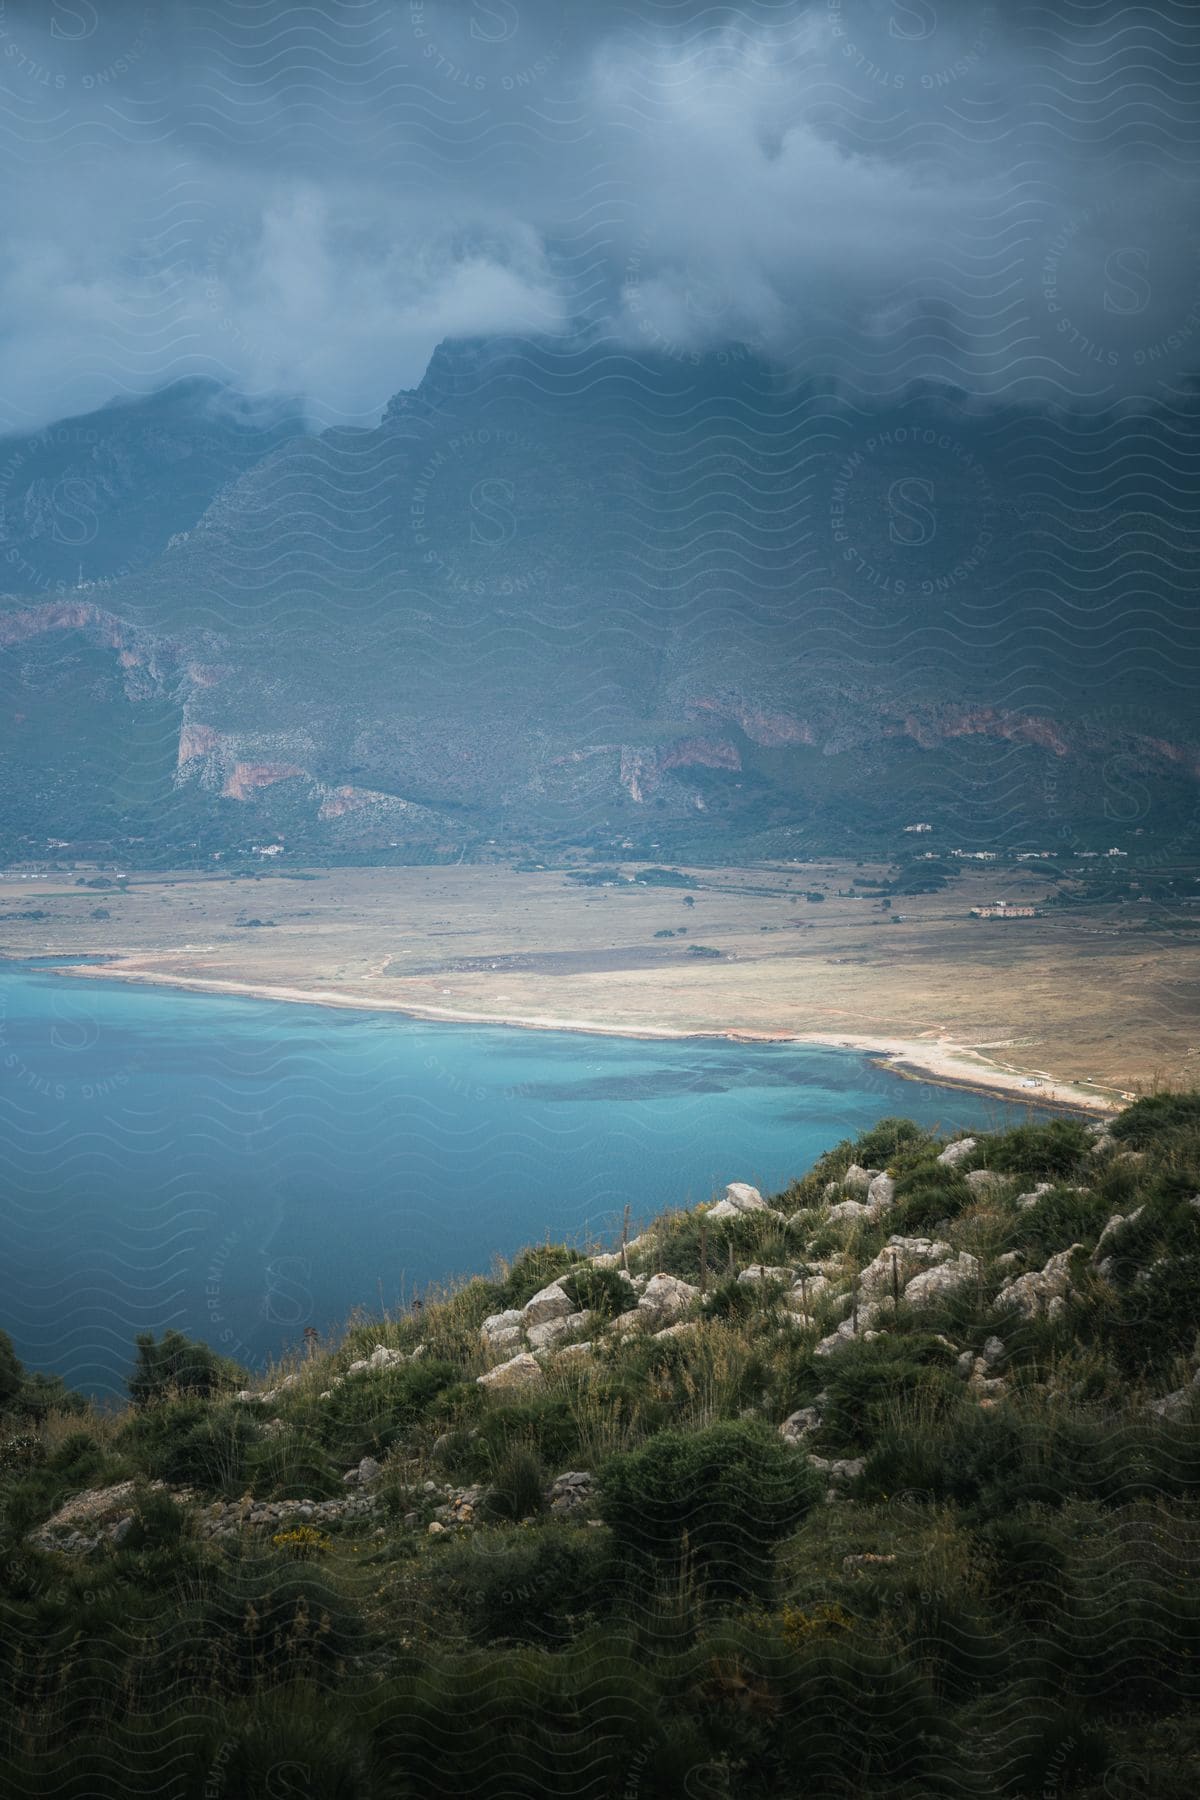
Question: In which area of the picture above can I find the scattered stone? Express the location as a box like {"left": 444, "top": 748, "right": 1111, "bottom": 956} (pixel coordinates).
{"left": 1014, "top": 1183, "right": 1055, "bottom": 1211}
{"left": 345, "top": 1343, "right": 410, "bottom": 1377}
{"left": 841, "top": 1164, "right": 880, "bottom": 1196}
{"left": 546, "top": 1471, "right": 596, "bottom": 1514}
{"left": 427, "top": 1520, "right": 446, "bottom": 1535}
{"left": 966, "top": 1169, "right": 1008, "bottom": 1198}
{"left": 737, "top": 1264, "right": 795, "bottom": 1286}
{"left": 655, "top": 1320, "right": 699, "bottom": 1340}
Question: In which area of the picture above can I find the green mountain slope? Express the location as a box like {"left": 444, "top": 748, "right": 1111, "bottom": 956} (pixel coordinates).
{"left": 3, "top": 1093, "right": 1200, "bottom": 1796}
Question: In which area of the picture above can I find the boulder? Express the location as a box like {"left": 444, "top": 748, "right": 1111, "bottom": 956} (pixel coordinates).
{"left": 790, "top": 1272, "right": 831, "bottom": 1301}
{"left": 737, "top": 1264, "right": 795, "bottom": 1286}
{"left": 589, "top": 1251, "right": 622, "bottom": 1269}
{"left": 527, "top": 1311, "right": 591, "bottom": 1352}
{"left": 343, "top": 1455, "right": 382, "bottom": 1488}
{"left": 841, "top": 1163, "right": 879, "bottom": 1196}
{"left": 481, "top": 1308, "right": 523, "bottom": 1346}
{"left": 903, "top": 1252, "right": 980, "bottom": 1308}
{"left": 655, "top": 1320, "right": 699, "bottom": 1340}
{"left": 521, "top": 1282, "right": 575, "bottom": 1327}
{"left": 637, "top": 1272, "right": 700, "bottom": 1327}
{"left": 996, "top": 1245, "right": 1082, "bottom": 1319}
{"left": 556, "top": 1341, "right": 593, "bottom": 1363}
{"left": 476, "top": 1351, "right": 545, "bottom": 1392}
{"left": 827, "top": 1199, "right": 875, "bottom": 1224}
{"left": 721, "top": 1181, "right": 768, "bottom": 1211}
{"left": 936, "top": 1137, "right": 977, "bottom": 1168}
{"left": 779, "top": 1406, "right": 821, "bottom": 1444}
{"left": 866, "top": 1173, "right": 896, "bottom": 1210}
{"left": 965, "top": 1169, "right": 1008, "bottom": 1198}
{"left": 1014, "top": 1183, "right": 1055, "bottom": 1211}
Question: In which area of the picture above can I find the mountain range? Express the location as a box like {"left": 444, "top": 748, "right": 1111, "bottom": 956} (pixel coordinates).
{"left": 3, "top": 341, "right": 1198, "bottom": 864}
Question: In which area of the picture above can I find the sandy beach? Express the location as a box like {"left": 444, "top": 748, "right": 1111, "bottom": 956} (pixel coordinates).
{"left": 3, "top": 857, "right": 1189, "bottom": 1115}
{"left": 43, "top": 960, "right": 1124, "bottom": 1115}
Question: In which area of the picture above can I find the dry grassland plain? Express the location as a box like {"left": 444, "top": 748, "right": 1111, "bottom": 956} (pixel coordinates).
{"left": 4, "top": 860, "right": 1199, "bottom": 1112}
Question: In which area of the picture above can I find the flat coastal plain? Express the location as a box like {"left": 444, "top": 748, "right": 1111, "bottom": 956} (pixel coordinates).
{"left": 4, "top": 860, "right": 1199, "bottom": 1112}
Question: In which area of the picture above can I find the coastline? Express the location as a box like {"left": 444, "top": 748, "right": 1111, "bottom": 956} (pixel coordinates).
{"left": 33, "top": 955, "right": 1125, "bottom": 1116}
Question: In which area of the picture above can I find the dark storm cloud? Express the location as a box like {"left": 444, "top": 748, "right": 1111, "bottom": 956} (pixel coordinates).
{"left": 0, "top": 0, "right": 1197, "bottom": 430}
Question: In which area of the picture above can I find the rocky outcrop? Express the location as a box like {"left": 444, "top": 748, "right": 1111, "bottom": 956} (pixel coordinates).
{"left": 221, "top": 760, "right": 307, "bottom": 801}
{"left": 996, "top": 1246, "right": 1082, "bottom": 1320}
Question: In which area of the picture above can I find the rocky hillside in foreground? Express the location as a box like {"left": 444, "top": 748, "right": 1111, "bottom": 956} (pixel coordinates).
{"left": 3, "top": 341, "right": 1200, "bottom": 861}
{"left": 3, "top": 1092, "right": 1200, "bottom": 1797}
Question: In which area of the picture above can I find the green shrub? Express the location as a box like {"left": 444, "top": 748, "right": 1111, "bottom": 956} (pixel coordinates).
{"left": 561, "top": 1264, "right": 636, "bottom": 1320}
{"left": 127, "top": 1329, "right": 246, "bottom": 1405}
{"left": 851, "top": 1116, "right": 928, "bottom": 1167}
{"left": 601, "top": 1419, "right": 820, "bottom": 1599}
{"left": 1110, "top": 1091, "right": 1200, "bottom": 1147}
{"left": 494, "top": 1244, "right": 585, "bottom": 1310}
{"left": 983, "top": 1120, "right": 1090, "bottom": 1177}
{"left": 119, "top": 1400, "right": 259, "bottom": 1492}
{"left": 482, "top": 1446, "right": 546, "bottom": 1523}
{"left": 434, "top": 1524, "right": 610, "bottom": 1644}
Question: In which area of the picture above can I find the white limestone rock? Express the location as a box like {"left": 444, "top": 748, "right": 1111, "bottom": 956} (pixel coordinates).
{"left": 936, "top": 1137, "right": 977, "bottom": 1168}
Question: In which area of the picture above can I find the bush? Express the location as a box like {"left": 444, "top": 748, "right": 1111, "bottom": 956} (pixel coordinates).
{"left": 851, "top": 1117, "right": 928, "bottom": 1167}
{"left": 482, "top": 1446, "right": 546, "bottom": 1523}
{"left": 435, "top": 1524, "right": 610, "bottom": 1644}
{"left": 601, "top": 1419, "right": 820, "bottom": 1599}
{"left": 119, "top": 1400, "right": 259, "bottom": 1491}
{"left": 561, "top": 1264, "right": 636, "bottom": 1320}
{"left": 494, "top": 1244, "right": 585, "bottom": 1311}
{"left": 1110, "top": 1092, "right": 1200, "bottom": 1147}
{"left": 127, "top": 1329, "right": 245, "bottom": 1405}
{"left": 983, "top": 1120, "right": 1090, "bottom": 1177}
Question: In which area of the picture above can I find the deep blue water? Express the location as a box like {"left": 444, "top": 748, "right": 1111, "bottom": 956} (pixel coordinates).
{"left": 1, "top": 960, "right": 1049, "bottom": 1397}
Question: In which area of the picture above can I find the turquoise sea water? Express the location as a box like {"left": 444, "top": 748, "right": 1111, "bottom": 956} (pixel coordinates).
{"left": 0, "top": 959, "right": 1051, "bottom": 1396}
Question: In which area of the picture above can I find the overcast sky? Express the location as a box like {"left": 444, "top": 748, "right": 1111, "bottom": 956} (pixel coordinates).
{"left": 1, "top": 0, "right": 1198, "bottom": 430}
